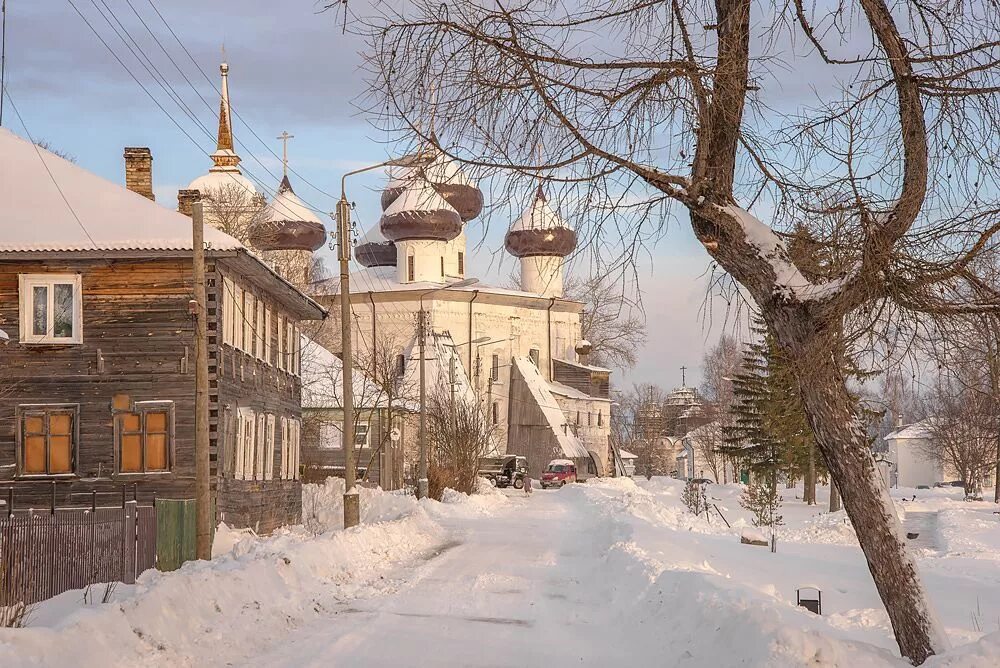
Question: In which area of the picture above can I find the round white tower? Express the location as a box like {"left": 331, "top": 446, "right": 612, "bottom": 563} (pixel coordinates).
{"left": 505, "top": 186, "right": 577, "bottom": 298}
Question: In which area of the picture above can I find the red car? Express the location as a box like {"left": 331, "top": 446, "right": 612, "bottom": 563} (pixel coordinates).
{"left": 541, "top": 460, "right": 577, "bottom": 488}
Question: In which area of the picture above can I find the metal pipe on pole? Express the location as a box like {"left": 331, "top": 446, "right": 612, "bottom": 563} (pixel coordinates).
{"left": 192, "top": 201, "right": 212, "bottom": 559}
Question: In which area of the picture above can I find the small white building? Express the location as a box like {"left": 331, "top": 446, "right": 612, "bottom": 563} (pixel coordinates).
{"left": 619, "top": 449, "right": 638, "bottom": 477}
{"left": 883, "top": 420, "right": 947, "bottom": 488}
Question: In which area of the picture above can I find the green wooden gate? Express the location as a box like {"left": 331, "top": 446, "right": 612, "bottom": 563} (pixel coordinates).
{"left": 155, "top": 499, "right": 213, "bottom": 571}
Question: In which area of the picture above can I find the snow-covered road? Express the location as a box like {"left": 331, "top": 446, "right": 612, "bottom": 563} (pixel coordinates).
{"left": 254, "top": 491, "right": 626, "bottom": 667}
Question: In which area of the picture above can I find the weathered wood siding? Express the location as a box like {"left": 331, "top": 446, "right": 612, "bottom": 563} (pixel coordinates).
{"left": 213, "top": 259, "right": 305, "bottom": 532}
{"left": 553, "top": 359, "right": 610, "bottom": 399}
{"left": 0, "top": 257, "right": 310, "bottom": 533}
{"left": 0, "top": 258, "right": 198, "bottom": 507}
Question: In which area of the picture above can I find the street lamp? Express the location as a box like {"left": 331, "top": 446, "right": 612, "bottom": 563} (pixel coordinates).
{"left": 336, "top": 151, "right": 433, "bottom": 528}
{"left": 416, "top": 277, "right": 479, "bottom": 499}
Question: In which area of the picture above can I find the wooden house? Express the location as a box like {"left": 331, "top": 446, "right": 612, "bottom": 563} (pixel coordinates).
{"left": 0, "top": 129, "right": 326, "bottom": 533}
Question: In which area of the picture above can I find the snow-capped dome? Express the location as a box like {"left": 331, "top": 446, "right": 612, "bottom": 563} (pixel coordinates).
{"left": 247, "top": 176, "right": 326, "bottom": 252}
{"left": 187, "top": 168, "right": 260, "bottom": 201}
{"left": 381, "top": 152, "right": 483, "bottom": 221}
{"left": 380, "top": 175, "right": 463, "bottom": 242}
{"left": 355, "top": 223, "right": 397, "bottom": 268}
{"left": 505, "top": 186, "right": 577, "bottom": 258}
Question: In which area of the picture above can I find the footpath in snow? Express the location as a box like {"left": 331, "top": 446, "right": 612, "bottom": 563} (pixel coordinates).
{"left": 3, "top": 477, "right": 1000, "bottom": 666}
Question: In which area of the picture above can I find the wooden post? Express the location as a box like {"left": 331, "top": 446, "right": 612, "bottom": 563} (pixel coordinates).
{"left": 417, "top": 307, "right": 429, "bottom": 499}
{"left": 192, "top": 201, "right": 212, "bottom": 559}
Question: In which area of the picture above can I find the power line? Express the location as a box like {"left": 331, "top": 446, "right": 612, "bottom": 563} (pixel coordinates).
{"left": 141, "top": 0, "right": 340, "bottom": 203}
{"left": 2, "top": 84, "right": 98, "bottom": 248}
{"left": 0, "top": 0, "right": 6, "bottom": 127}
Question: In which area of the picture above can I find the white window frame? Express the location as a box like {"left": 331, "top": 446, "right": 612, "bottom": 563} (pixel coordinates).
{"left": 277, "top": 315, "right": 286, "bottom": 371}
{"left": 234, "top": 411, "right": 245, "bottom": 479}
{"left": 280, "top": 416, "right": 289, "bottom": 478}
{"left": 290, "top": 419, "right": 301, "bottom": 480}
{"left": 255, "top": 413, "right": 266, "bottom": 480}
{"left": 238, "top": 408, "right": 255, "bottom": 480}
{"left": 19, "top": 274, "right": 83, "bottom": 345}
{"left": 264, "top": 414, "right": 276, "bottom": 480}
{"left": 255, "top": 298, "right": 264, "bottom": 360}
{"left": 234, "top": 284, "right": 244, "bottom": 351}
{"left": 243, "top": 291, "right": 254, "bottom": 356}
{"left": 264, "top": 306, "right": 272, "bottom": 366}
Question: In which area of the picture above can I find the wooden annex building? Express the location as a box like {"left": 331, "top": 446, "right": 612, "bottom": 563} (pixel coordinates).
{"left": 0, "top": 129, "right": 325, "bottom": 533}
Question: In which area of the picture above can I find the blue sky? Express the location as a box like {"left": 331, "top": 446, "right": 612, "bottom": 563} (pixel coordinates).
{"left": 1, "top": 0, "right": 731, "bottom": 389}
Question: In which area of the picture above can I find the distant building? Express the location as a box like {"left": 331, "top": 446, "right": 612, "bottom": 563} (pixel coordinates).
{"left": 0, "top": 128, "right": 325, "bottom": 533}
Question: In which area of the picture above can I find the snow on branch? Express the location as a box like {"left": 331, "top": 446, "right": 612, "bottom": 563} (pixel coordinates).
{"left": 718, "top": 204, "right": 853, "bottom": 303}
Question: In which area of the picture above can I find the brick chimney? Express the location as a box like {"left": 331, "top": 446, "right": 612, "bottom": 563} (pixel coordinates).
{"left": 123, "top": 147, "right": 155, "bottom": 201}
{"left": 177, "top": 189, "right": 200, "bottom": 217}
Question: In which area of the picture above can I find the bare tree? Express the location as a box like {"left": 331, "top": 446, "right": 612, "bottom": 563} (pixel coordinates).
{"left": 614, "top": 383, "right": 673, "bottom": 479}
{"left": 921, "top": 361, "right": 998, "bottom": 501}
{"left": 425, "top": 379, "right": 501, "bottom": 495}
{"left": 688, "top": 421, "right": 728, "bottom": 483}
{"left": 700, "top": 335, "right": 741, "bottom": 415}
{"left": 355, "top": 0, "right": 1000, "bottom": 659}
{"left": 564, "top": 274, "right": 647, "bottom": 369}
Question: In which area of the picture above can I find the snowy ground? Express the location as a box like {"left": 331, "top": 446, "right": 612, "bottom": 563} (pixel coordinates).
{"left": 2, "top": 477, "right": 1000, "bottom": 666}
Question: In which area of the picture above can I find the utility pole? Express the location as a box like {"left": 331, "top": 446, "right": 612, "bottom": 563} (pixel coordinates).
{"left": 192, "top": 201, "right": 212, "bottom": 560}
{"left": 336, "top": 194, "right": 359, "bottom": 528}
{"left": 417, "top": 307, "right": 429, "bottom": 499}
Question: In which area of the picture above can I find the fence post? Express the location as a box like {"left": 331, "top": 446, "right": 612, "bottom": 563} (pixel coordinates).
{"left": 7, "top": 487, "right": 12, "bottom": 516}
{"left": 50, "top": 481, "right": 55, "bottom": 515}
{"left": 124, "top": 500, "right": 138, "bottom": 583}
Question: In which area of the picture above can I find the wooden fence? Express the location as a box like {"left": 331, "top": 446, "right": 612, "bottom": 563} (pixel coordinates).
{"left": 0, "top": 501, "right": 156, "bottom": 606}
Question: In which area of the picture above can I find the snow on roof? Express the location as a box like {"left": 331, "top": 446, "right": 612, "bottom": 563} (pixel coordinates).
{"left": 619, "top": 449, "right": 638, "bottom": 460}
{"left": 548, "top": 379, "right": 612, "bottom": 402}
{"left": 0, "top": 128, "right": 243, "bottom": 253}
{"left": 885, "top": 419, "right": 936, "bottom": 441}
{"left": 384, "top": 175, "right": 459, "bottom": 216}
{"left": 312, "top": 266, "right": 581, "bottom": 304}
{"left": 300, "top": 336, "right": 388, "bottom": 410}
{"left": 387, "top": 153, "right": 474, "bottom": 189}
{"left": 261, "top": 176, "right": 324, "bottom": 225}
{"left": 553, "top": 357, "right": 612, "bottom": 374}
{"left": 187, "top": 167, "right": 260, "bottom": 198}
{"left": 510, "top": 187, "right": 571, "bottom": 232}
{"left": 512, "top": 356, "right": 590, "bottom": 459}
{"left": 358, "top": 222, "right": 389, "bottom": 244}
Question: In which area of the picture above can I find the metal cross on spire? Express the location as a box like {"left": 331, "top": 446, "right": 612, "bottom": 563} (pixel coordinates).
{"left": 680, "top": 365, "right": 687, "bottom": 387}
{"left": 277, "top": 131, "right": 294, "bottom": 177}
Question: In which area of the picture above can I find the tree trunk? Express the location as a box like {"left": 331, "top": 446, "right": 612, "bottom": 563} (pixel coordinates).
{"left": 829, "top": 480, "right": 841, "bottom": 512}
{"left": 790, "top": 342, "right": 946, "bottom": 664}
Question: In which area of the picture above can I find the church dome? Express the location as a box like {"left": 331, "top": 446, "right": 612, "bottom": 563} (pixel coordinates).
{"left": 187, "top": 168, "right": 260, "bottom": 201}
{"left": 381, "top": 153, "right": 483, "bottom": 221}
{"left": 379, "top": 175, "right": 463, "bottom": 242}
{"left": 355, "top": 223, "right": 397, "bottom": 268}
{"left": 504, "top": 186, "right": 577, "bottom": 258}
{"left": 247, "top": 175, "right": 326, "bottom": 252}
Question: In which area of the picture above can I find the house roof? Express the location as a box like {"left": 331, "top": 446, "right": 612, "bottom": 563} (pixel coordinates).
{"left": 885, "top": 419, "right": 935, "bottom": 441}
{"left": 512, "top": 356, "right": 590, "bottom": 459}
{"left": 0, "top": 128, "right": 242, "bottom": 253}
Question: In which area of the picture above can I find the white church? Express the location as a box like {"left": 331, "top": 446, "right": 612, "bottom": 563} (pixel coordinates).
{"left": 310, "top": 158, "right": 616, "bottom": 480}
{"left": 165, "top": 60, "right": 617, "bottom": 483}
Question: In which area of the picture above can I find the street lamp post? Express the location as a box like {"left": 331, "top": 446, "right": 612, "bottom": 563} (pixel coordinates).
{"left": 336, "top": 151, "right": 433, "bottom": 528}
{"left": 416, "top": 278, "right": 479, "bottom": 499}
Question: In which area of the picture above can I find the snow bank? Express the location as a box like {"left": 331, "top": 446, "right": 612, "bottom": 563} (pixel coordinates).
{"left": 433, "top": 478, "right": 511, "bottom": 517}
{"left": 0, "top": 509, "right": 448, "bottom": 667}
{"left": 301, "top": 477, "right": 418, "bottom": 534}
